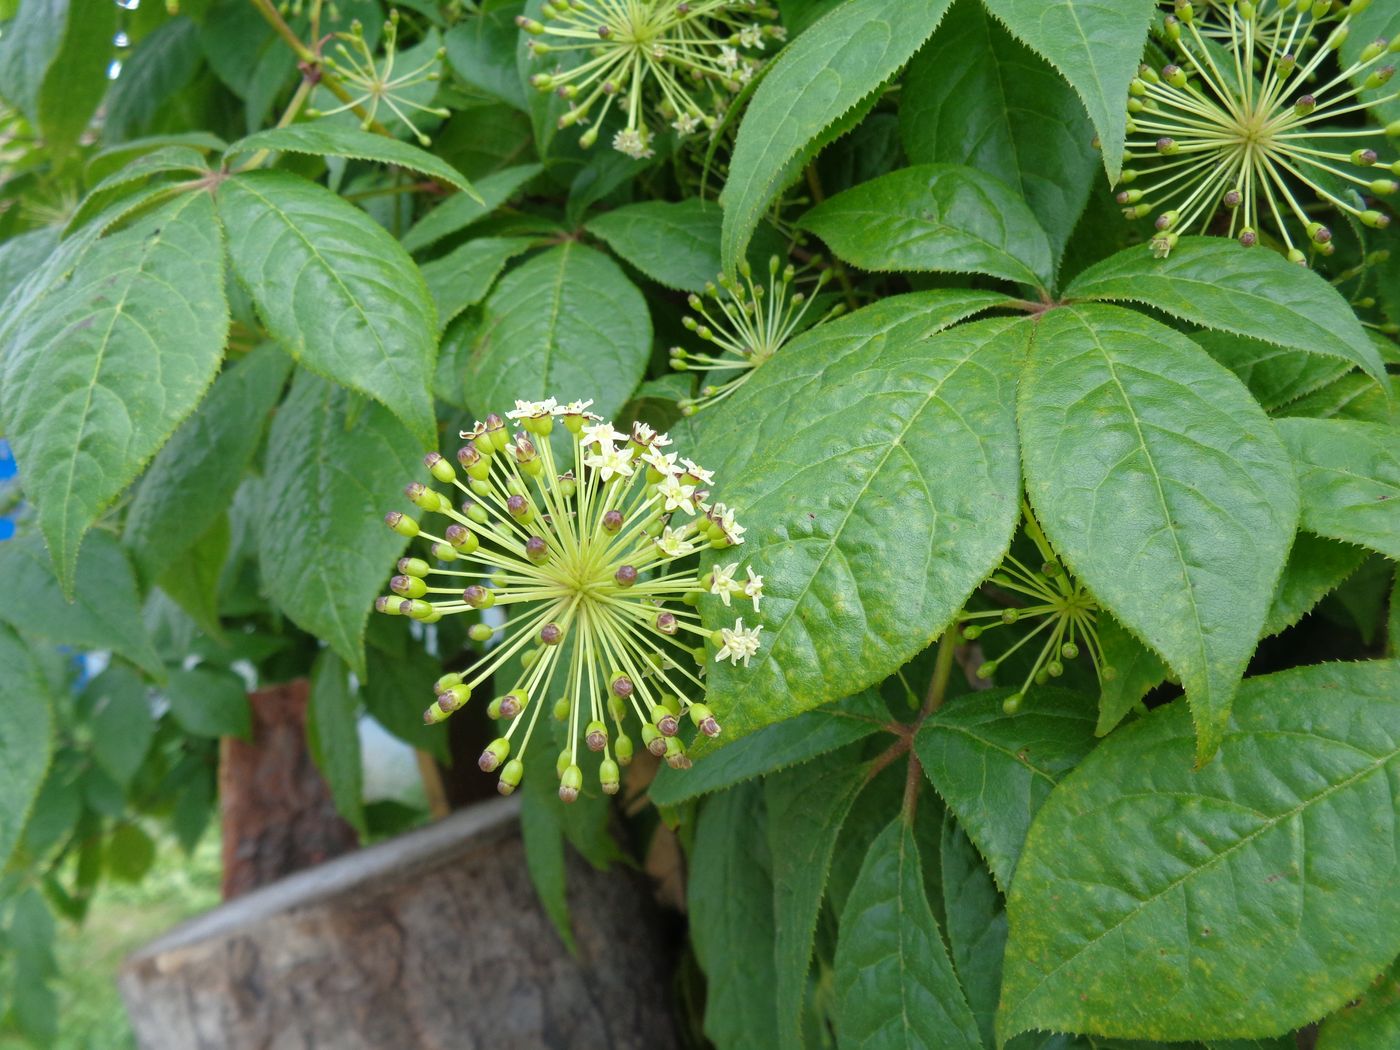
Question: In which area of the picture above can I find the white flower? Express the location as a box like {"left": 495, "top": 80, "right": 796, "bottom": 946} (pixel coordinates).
{"left": 656, "top": 526, "right": 696, "bottom": 558}
{"left": 582, "top": 421, "right": 628, "bottom": 448}
{"left": 658, "top": 474, "right": 697, "bottom": 515}
{"left": 631, "top": 421, "right": 671, "bottom": 448}
{"left": 562, "top": 399, "right": 596, "bottom": 418}
{"left": 739, "top": 24, "right": 763, "bottom": 48}
{"left": 584, "top": 442, "right": 636, "bottom": 481}
{"left": 643, "top": 448, "right": 679, "bottom": 475}
{"left": 716, "top": 619, "right": 763, "bottom": 667}
{"left": 712, "top": 504, "right": 746, "bottom": 545}
{"left": 710, "top": 562, "right": 738, "bottom": 606}
{"left": 742, "top": 566, "right": 764, "bottom": 611}
{"left": 506, "top": 397, "right": 559, "bottom": 420}
{"left": 681, "top": 458, "right": 714, "bottom": 485}
{"left": 672, "top": 113, "right": 701, "bottom": 135}
{"left": 719, "top": 45, "right": 740, "bottom": 72}
{"left": 612, "top": 127, "right": 655, "bottom": 159}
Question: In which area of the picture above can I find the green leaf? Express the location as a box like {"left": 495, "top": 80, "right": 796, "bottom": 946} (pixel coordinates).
{"left": 766, "top": 744, "right": 873, "bottom": 1050}
{"left": 1094, "top": 614, "right": 1170, "bottom": 737}
{"left": 0, "top": 0, "right": 65, "bottom": 122}
{"left": 689, "top": 782, "right": 780, "bottom": 1050}
{"left": 1276, "top": 419, "right": 1400, "bottom": 561}
{"left": 102, "top": 16, "right": 203, "bottom": 142}
{"left": 66, "top": 145, "right": 214, "bottom": 235}
{"left": 164, "top": 667, "right": 251, "bottom": 740}
{"left": 1344, "top": 4, "right": 1400, "bottom": 125}
{"left": 0, "top": 626, "right": 54, "bottom": 871}
{"left": 1018, "top": 304, "right": 1299, "bottom": 764}
{"left": 1318, "top": 956, "right": 1400, "bottom": 1050}
{"left": 225, "top": 124, "right": 481, "bottom": 199}
{"left": 259, "top": 369, "right": 422, "bottom": 676}
{"left": 0, "top": 226, "right": 58, "bottom": 306}
{"left": 465, "top": 242, "right": 651, "bottom": 421}
{"left": 1065, "top": 238, "right": 1390, "bottom": 387}
{"left": 218, "top": 170, "right": 438, "bottom": 447}
{"left": 697, "top": 307, "right": 1025, "bottom": 745}
{"left": 306, "top": 650, "right": 365, "bottom": 835}
{"left": 1281, "top": 372, "right": 1398, "bottom": 427}
{"left": 105, "top": 822, "right": 157, "bottom": 883}
{"left": 979, "top": 0, "right": 1156, "bottom": 180}
{"left": 124, "top": 343, "right": 291, "bottom": 582}
{"left": 719, "top": 0, "right": 956, "bottom": 272}
{"left": 586, "top": 199, "right": 726, "bottom": 293}
{"left": 36, "top": 0, "right": 117, "bottom": 153}
{"left": 401, "top": 162, "right": 543, "bottom": 253}
{"left": 87, "top": 665, "right": 155, "bottom": 788}
{"left": 1263, "top": 532, "right": 1367, "bottom": 639}
{"left": 363, "top": 638, "right": 450, "bottom": 765}
{"left": 154, "top": 511, "right": 230, "bottom": 638}
{"left": 915, "top": 687, "right": 1097, "bottom": 892}
{"left": 0, "top": 191, "right": 229, "bottom": 592}
{"left": 0, "top": 532, "right": 163, "bottom": 679}
{"left": 833, "top": 815, "right": 983, "bottom": 1050}
{"left": 998, "top": 661, "right": 1400, "bottom": 1044}
{"left": 444, "top": 0, "right": 527, "bottom": 109}
{"left": 899, "top": 0, "right": 1097, "bottom": 267}
{"left": 942, "top": 813, "right": 1009, "bottom": 1050}
{"left": 800, "top": 164, "right": 1054, "bottom": 290}
{"left": 1192, "top": 330, "right": 1353, "bottom": 413}
{"left": 421, "top": 235, "right": 535, "bottom": 330}
{"left": 649, "top": 690, "right": 889, "bottom": 807}
{"left": 7, "top": 888, "right": 58, "bottom": 1044}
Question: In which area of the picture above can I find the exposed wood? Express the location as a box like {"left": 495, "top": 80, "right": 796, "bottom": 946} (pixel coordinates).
{"left": 120, "top": 797, "right": 680, "bottom": 1049}
{"left": 218, "top": 678, "right": 359, "bottom": 899}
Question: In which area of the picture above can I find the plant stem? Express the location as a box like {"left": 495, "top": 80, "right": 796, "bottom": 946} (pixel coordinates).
{"left": 921, "top": 626, "right": 958, "bottom": 717}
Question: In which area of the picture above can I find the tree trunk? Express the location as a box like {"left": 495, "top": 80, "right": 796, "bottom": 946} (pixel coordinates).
{"left": 218, "top": 678, "right": 359, "bottom": 899}
{"left": 119, "top": 796, "right": 680, "bottom": 1050}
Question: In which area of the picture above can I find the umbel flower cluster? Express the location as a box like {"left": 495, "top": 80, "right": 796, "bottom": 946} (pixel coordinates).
{"left": 960, "top": 504, "right": 1112, "bottom": 715}
{"left": 518, "top": 0, "right": 784, "bottom": 158}
{"left": 308, "top": 10, "right": 450, "bottom": 145}
{"left": 670, "top": 256, "right": 840, "bottom": 416}
{"left": 1121, "top": 0, "right": 1399, "bottom": 262}
{"left": 376, "top": 399, "right": 763, "bottom": 801}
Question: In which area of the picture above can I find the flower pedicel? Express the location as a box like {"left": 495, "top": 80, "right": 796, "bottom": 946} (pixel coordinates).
{"left": 376, "top": 398, "right": 763, "bottom": 802}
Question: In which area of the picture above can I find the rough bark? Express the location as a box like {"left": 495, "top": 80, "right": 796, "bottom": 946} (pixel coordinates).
{"left": 218, "top": 678, "right": 359, "bottom": 899}
{"left": 120, "top": 796, "right": 680, "bottom": 1050}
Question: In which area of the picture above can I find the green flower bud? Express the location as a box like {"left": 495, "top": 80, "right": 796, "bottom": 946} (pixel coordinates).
{"left": 500, "top": 688, "right": 528, "bottom": 718}
{"left": 398, "top": 557, "right": 430, "bottom": 578}
{"left": 391, "top": 574, "right": 427, "bottom": 599}
{"left": 559, "top": 763, "right": 583, "bottom": 802}
{"left": 1361, "top": 210, "right": 1391, "bottom": 228}
{"left": 615, "top": 734, "right": 634, "bottom": 766}
{"left": 1369, "top": 180, "right": 1398, "bottom": 196}
{"left": 385, "top": 511, "right": 419, "bottom": 537}
{"left": 487, "top": 696, "right": 503, "bottom": 719}
{"left": 479, "top": 737, "right": 510, "bottom": 772}
{"left": 664, "top": 735, "right": 690, "bottom": 770}
{"left": 1364, "top": 65, "right": 1394, "bottom": 91}
{"left": 554, "top": 696, "right": 571, "bottom": 720}
{"left": 599, "top": 759, "right": 621, "bottom": 795}
{"left": 375, "top": 595, "right": 403, "bottom": 615}
{"left": 585, "top": 720, "right": 608, "bottom": 751}
{"left": 976, "top": 661, "right": 998, "bottom": 680}
{"left": 688, "top": 702, "right": 721, "bottom": 737}
{"left": 497, "top": 758, "right": 524, "bottom": 795}
{"left": 424, "top": 452, "right": 455, "bottom": 484}
{"left": 1061, "top": 642, "right": 1080, "bottom": 659}
{"left": 961, "top": 623, "right": 983, "bottom": 640}
{"left": 469, "top": 623, "right": 495, "bottom": 642}
{"left": 641, "top": 722, "right": 665, "bottom": 756}
{"left": 438, "top": 683, "right": 471, "bottom": 713}
{"left": 1002, "top": 693, "right": 1023, "bottom": 715}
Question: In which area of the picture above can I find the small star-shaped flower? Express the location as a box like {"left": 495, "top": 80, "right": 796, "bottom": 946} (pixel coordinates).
{"left": 742, "top": 566, "right": 764, "bottom": 611}
{"left": 658, "top": 474, "right": 697, "bottom": 515}
{"left": 710, "top": 562, "right": 739, "bottom": 605}
{"left": 716, "top": 619, "right": 763, "bottom": 666}
{"left": 584, "top": 442, "right": 635, "bottom": 481}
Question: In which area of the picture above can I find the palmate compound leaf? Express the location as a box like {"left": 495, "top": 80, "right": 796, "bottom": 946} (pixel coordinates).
{"left": 259, "top": 369, "right": 423, "bottom": 676}
{"left": 1065, "top": 238, "right": 1390, "bottom": 387}
{"left": 694, "top": 298, "right": 1024, "bottom": 745}
{"left": 218, "top": 170, "right": 438, "bottom": 448}
{"left": 719, "top": 0, "right": 956, "bottom": 272}
{"left": 1018, "top": 304, "right": 1299, "bottom": 765}
{"left": 0, "top": 190, "right": 229, "bottom": 592}
{"left": 834, "top": 814, "right": 983, "bottom": 1050}
{"left": 998, "top": 660, "right": 1400, "bottom": 1044}
{"left": 979, "top": 0, "right": 1157, "bottom": 181}
{"left": 1275, "top": 418, "right": 1400, "bottom": 561}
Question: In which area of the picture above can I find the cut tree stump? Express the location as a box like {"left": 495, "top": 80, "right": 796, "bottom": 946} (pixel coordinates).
{"left": 119, "top": 796, "right": 679, "bottom": 1050}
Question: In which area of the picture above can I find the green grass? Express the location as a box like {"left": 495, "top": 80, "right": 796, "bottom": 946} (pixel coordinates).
{"left": 1, "top": 832, "right": 222, "bottom": 1050}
